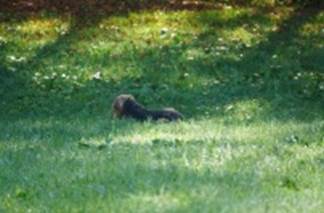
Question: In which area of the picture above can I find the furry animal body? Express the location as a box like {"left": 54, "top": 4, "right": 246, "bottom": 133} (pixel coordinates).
{"left": 112, "top": 94, "right": 183, "bottom": 121}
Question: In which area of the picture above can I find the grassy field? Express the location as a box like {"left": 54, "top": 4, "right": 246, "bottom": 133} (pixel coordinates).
{"left": 0, "top": 4, "right": 324, "bottom": 212}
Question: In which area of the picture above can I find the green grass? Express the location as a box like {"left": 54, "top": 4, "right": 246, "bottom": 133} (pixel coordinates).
{"left": 0, "top": 5, "right": 324, "bottom": 212}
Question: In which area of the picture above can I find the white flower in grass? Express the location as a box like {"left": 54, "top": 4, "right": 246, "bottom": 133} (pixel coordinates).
{"left": 92, "top": 71, "right": 101, "bottom": 80}
{"left": 8, "top": 55, "right": 16, "bottom": 61}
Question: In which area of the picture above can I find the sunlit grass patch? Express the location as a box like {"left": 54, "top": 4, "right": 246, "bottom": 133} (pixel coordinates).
{"left": 0, "top": 114, "right": 323, "bottom": 212}
{"left": 0, "top": 117, "right": 323, "bottom": 212}
{"left": 17, "top": 17, "right": 69, "bottom": 39}
{"left": 110, "top": 118, "right": 323, "bottom": 146}
{"left": 299, "top": 12, "right": 324, "bottom": 37}
{"left": 0, "top": 16, "right": 70, "bottom": 60}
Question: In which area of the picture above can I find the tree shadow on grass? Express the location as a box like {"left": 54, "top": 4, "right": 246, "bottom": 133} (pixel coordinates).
{"left": 196, "top": 6, "right": 324, "bottom": 121}
{"left": 0, "top": 5, "right": 323, "bottom": 122}
{"left": 0, "top": 6, "right": 247, "bottom": 118}
{"left": 0, "top": 3, "right": 130, "bottom": 117}
{"left": 95, "top": 6, "right": 323, "bottom": 122}
{"left": 121, "top": 6, "right": 324, "bottom": 121}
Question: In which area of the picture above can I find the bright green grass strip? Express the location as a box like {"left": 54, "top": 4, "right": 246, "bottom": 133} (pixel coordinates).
{"left": 0, "top": 117, "right": 323, "bottom": 212}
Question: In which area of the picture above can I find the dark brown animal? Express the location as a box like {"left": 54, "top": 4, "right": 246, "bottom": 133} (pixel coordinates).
{"left": 112, "top": 94, "right": 183, "bottom": 122}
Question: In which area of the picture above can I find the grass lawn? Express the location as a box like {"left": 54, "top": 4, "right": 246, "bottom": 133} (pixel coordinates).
{"left": 0, "top": 4, "right": 323, "bottom": 212}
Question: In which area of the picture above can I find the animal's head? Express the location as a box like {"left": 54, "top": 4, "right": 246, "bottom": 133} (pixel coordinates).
{"left": 112, "top": 94, "right": 135, "bottom": 118}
